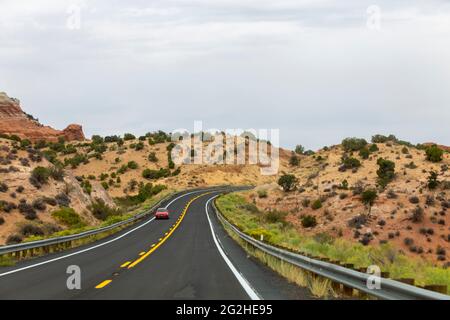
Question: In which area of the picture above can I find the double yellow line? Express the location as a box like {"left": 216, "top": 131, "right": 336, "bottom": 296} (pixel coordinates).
{"left": 95, "top": 192, "right": 210, "bottom": 289}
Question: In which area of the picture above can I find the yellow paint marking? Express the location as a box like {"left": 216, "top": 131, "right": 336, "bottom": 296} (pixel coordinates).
{"left": 158, "top": 238, "right": 162, "bottom": 241}
{"left": 151, "top": 244, "right": 156, "bottom": 247}
{"left": 139, "top": 252, "right": 146, "bottom": 256}
{"left": 165, "top": 232, "right": 168, "bottom": 236}
{"left": 128, "top": 192, "right": 211, "bottom": 269}
{"left": 120, "top": 261, "right": 131, "bottom": 268}
{"left": 95, "top": 280, "right": 112, "bottom": 289}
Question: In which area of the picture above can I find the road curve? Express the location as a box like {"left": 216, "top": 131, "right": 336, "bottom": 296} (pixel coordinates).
{"left": 0, "top": 188, "right": 313, "bottom": 300}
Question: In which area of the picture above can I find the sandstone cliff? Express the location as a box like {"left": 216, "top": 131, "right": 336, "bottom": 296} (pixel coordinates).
{"left": 0, "top": 92, "right": 85, "bottom": 142}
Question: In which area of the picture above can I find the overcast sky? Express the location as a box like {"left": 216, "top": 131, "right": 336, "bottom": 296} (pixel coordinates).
{"left": 0, "top": 0, "right": 449, "bottom": 149}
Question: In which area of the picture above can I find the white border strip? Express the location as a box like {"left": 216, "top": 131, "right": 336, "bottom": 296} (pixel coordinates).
{"left": 205, "top": 196, "right": 261, "bottom": 300}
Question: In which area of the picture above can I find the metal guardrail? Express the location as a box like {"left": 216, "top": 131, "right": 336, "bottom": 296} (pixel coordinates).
{"left": 212, "top": 200, "right": 450, "bottom": 300}
{"left": 0, "top": 185, "right": 240, "bottom": 256}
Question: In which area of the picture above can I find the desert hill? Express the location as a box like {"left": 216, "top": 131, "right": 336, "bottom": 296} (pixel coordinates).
{"left": 0, "top": 94, "right": 448, "bottom": 265}
{"left": 0, "top": 138, "right": 115, "bottom": 245}
{"left": 248, "top": 137, "right": 449, "bottom": 264}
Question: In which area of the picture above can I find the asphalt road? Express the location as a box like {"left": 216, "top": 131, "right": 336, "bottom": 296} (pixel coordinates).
{"left": 0, "top": 189, "right": 313, "bottom": 300}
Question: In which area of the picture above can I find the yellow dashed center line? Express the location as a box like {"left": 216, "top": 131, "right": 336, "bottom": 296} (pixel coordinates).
{"left": 94, "top": 192, "right": 212, "bottom": 288}
{"left": 95, "top": 280, "right": 112, "bottom": 289}
{"left": 127, "top": 192, "right": 211, "bottom": 269}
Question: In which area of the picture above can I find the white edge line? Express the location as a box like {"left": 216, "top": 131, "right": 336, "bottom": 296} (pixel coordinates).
{"left": 205, "top": 196, "right": 261, "bottom": 300}
{"left": 0, "top": 190, "right": 205, "bottom": 278}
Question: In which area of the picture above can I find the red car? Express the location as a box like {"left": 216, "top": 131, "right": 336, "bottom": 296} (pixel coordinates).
{"left": 155, "top": 208, "right": 169, "bottom": 219}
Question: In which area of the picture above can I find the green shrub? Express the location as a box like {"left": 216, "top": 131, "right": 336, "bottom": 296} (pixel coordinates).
{"left": 171, "top": 167, "right": 181, "bottom": 176}
{"left": 361, "top": 189, "right": 377, "bottom": 207}
{"left": 425, "top": 145, "right": 443, "bottom": 162}
{"left": 50, "top": 166, "right": 64, "bottom": 181}
{"left": 34, "top": 140, "right": 48, "bottom": 149}
{"left": 104, "top": 135, "right": 120, "bottom": 143}
{"left": 81, "top": 180, "right": 92, "bottom": 195}
{"left": 342, "top": 137, "right": 368, "bottom": 152}
{"left": 369, "top": 144, "right": 379, "bottom": 152}
{"left": 142, "top": 168, "right": 171, "bottom": 180}
{"left": 0, "top": 183, "right": 8, "bottom": 193}
{"left": 311, "top": 199, "right": 322, "bottom": 210}
{"left": 376, "top": 158, "right": 396, "bottom": 188}
{"left": 64, "top": 153, "right": 88, "bottom": 168}
{"left": 148, "top": 152, "right": 158, "bottom": 162}
{"left": 371, "top": 134, "right": 397, "bottom": 143}
{"left": 89, "top": 199, "right": 121, "bottom": 221}
{"left": 127, "top": 161, "right": 138, "bottom": 169}
{"left": 405, "top": 161, "right": 417, "bottom": 169}
{"left": 359, "top": 147, "right": 370, "bottom": 159}
{"left": 99, "top": 173, "right": 109, "bottom": 181}
{"left": 19, "top": 223, "right": 44, "bottom": 237}
{"left": 91, "top": 135, "right": 104, "bottom": 144}
{"left": 20, "top": 139, "right": 31, "bottom": 148}
{"left": 29, "top": 166, "right": 51, "bottom": 188}
{"left": 341, "top": 156, "right": 361, "bottom": 169}
{"left": 289, "top": 153, "right": 299, "bottom": 166}
{"left": 62, "top": 144, "right": 77, "bottom": 155}
{"left": 257, "top": 189, "right": 268, "bottom": 198}
{"left": 301, "top": 215, "right": 317, "bottom": 228}
{"left": 124, "top": 133, "right": 136, "bottom": 141}
{"left": 135, "top": 142, "right": 144, "bottom": 151}
{"left": 277, "top": 174, "right": 297, "bottom": 192}
{"left": 265, "top": 210, "right": 288, "bottom": 225}
{"left": 52, "top": 207, "right": 84, "bottom": 228}
{"left": 6, "top": 234, "right": 23, "bottom": 245}
{"left": 427, "top": 171, "right": 439, "bottom": 190}
{"left": 146, "top": 131, "right": 170, "bottom": 144}
{"left": 117, "top": 164, "right": 128, "bottom": 174}
{"left": 42, "top": 149, "right": 58, "bottom": 164}
{"left": 295, "top": 145, "right": 305, "bottom": 155}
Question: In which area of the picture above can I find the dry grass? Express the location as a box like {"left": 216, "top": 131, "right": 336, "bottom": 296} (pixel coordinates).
{"left": 222, "top": 222, "right": 336, "bottom": 299}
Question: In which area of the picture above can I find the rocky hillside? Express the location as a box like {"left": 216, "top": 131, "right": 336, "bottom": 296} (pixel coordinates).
{"left": 0, "top": 92, "right": 84, "bottom": 142}
{"left": 248, "top": 137, "right": 450, "bottom": 265}
{"left": 0, "top": 137, "right": 116, "bottom": 245}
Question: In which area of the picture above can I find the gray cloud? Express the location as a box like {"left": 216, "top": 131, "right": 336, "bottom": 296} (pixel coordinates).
{"left": 0, "top": 0, "right": 449, "bottom": 149}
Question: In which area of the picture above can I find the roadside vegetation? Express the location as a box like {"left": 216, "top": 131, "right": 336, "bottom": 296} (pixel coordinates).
{"left": 216, "top": 192, "right": 450, "bottom": 293}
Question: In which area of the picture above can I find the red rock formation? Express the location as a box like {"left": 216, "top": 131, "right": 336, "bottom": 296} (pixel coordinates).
{"left": 0, "top": 92, "right": 85, "bottom": 142}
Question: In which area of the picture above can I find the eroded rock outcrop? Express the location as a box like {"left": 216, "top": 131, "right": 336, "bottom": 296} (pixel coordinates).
{"left": 0, "top": 92, "right": 85, "bottom": 142}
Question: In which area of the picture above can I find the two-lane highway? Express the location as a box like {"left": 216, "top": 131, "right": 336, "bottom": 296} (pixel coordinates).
{"left": 0, "top": 188, "right": 313, "bottom": 300}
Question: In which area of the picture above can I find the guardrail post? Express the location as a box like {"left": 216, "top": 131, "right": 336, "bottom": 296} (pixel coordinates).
{"left": 343, "top": 285, "right": 354, "bottom": 297}
{"left": 395, "top": 278, "right": 415, "bottom": 286}
{"left": 424, "top": 285, "right": 447, "bottom": 294}
{"left": 331, "top": 281, "right": 342, "bottom": 293}
{"left": 344, "top": 263, "right": 354, "bottom": 270}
